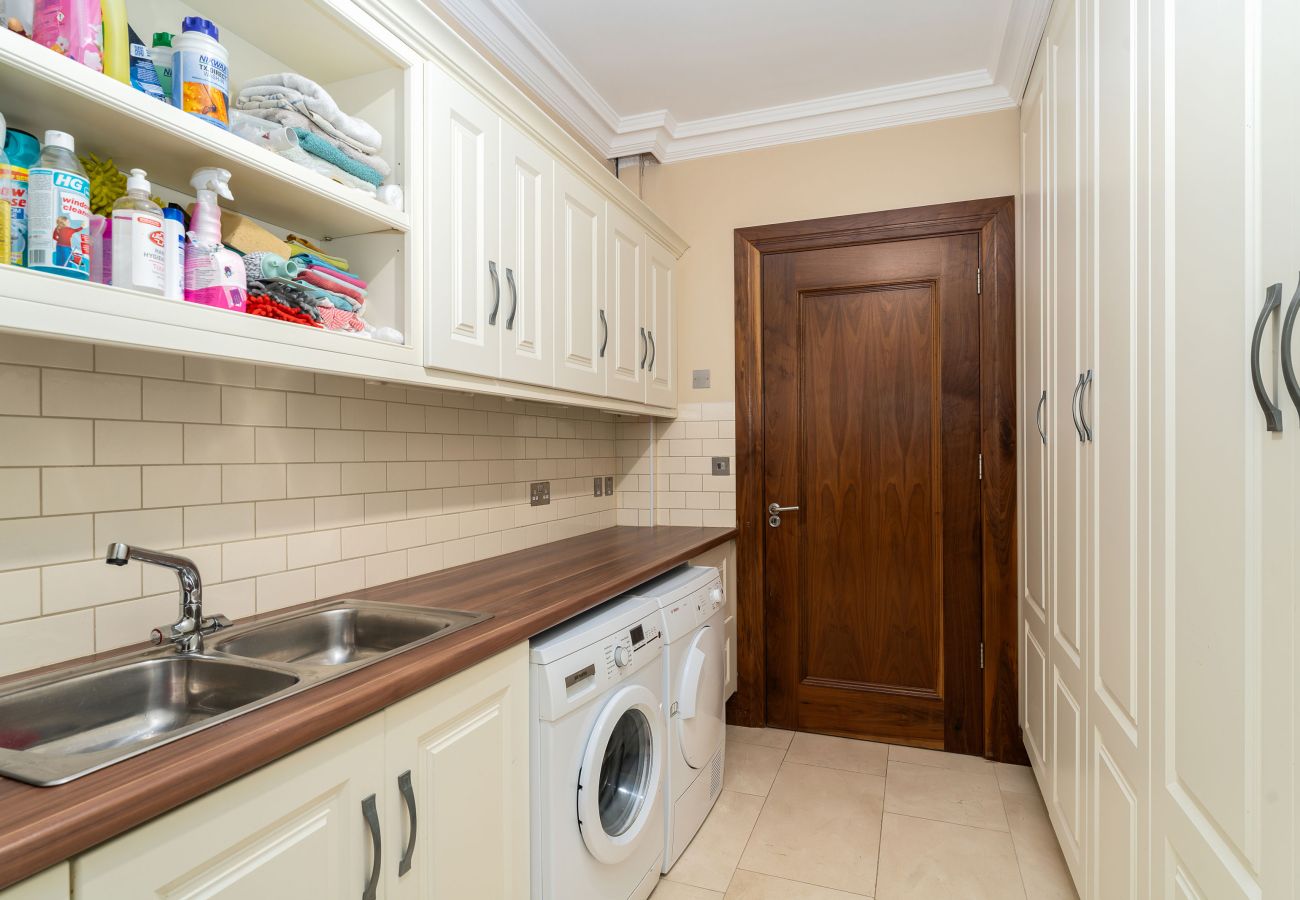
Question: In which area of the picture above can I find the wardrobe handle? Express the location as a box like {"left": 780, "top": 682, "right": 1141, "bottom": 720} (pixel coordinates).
{"left": 648, "top": 331, "right": 656, "bottom": 370}
{"left": 1080, "top": 370, "right": 1094, "bottom": 442}
{"left": 1252, "top": 283, "right": 1284, "bottom": 432}
{"left": 488, "top": 261, "right": 500, "bottom": 326}
{"left": 1035, "top": 390, "right": 1047, "bottom": 445}
{"left": 1282, "top": 277, "right": 1300, "bottom": 416}
{"left": 397, "top": 770, "right": 417, "bottom": 876}
{"left": 599, "top": 310, "right": 608, "bottom": 358}
{"left": 361, "top": 794, "right": 381, "bottom": 900}
{"left": 1070, "top": 373, "right": 1086, "bottom": 442}
{"left": 505, "top": 267, "right": 517, "bottom": 331}
{"left": 640, "top": 327, "right": 648, "bottom": 369}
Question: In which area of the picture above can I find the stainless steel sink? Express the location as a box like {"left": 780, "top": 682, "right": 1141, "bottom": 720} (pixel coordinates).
{"left": 0, "top": 600, "right": 490, "bottom": 786}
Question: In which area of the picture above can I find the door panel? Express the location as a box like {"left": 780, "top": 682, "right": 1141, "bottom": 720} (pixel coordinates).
{"left": 499, "top": 122, "right": 553, "bottom": 387}
{"left": 645, "top": 236, "right": 676, "bottom": 408}
{"left": 606, "top": 204, "right": 644, "bottom": 402}
{"left": 553, "top": 166, "right": 606, "bottom": 396}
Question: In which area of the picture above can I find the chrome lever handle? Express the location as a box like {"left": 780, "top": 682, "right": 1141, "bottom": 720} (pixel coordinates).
{"left": 768, "top": 503, "right": 800, "bottom": 514}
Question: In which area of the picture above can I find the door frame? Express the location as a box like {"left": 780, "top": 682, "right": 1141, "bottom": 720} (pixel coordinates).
{"left": 730, "top": 196, "right": 1025, "bottom": 763}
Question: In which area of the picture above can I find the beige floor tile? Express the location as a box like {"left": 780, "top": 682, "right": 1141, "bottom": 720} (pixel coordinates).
{"left": 785, "top": 731, "right": 888, "bottom": 776}
{"left": 725, "top": 870, "right": 868, "bottom": 899}
{"left": 876, "top": 813, "right": 1026, "bottom": 900}
{"left": 652, "top": 879, "right": 725, "bottom": 899}
{"left": 994, "top": 762, "right": 1040, "bottom": 795}
{"left": 884, "top": 760, "right": 1008, "bottom": 831}
{"left": 726, "top": 725, "right": 794, "bottom": 750}
{"left": 724, "top": 741, "right": 786, "bottom": 796}
{"left": 665, "top": 790, "right": 765, "bottom": 893}
{"left": 1003, "top": 792, "right": 1079, "bottom": 899}
{"left": 887, "top": 744, "right": 993, "bottom": 774}
{"left": 738, "top": 762, "right": 885, "bottom": 895}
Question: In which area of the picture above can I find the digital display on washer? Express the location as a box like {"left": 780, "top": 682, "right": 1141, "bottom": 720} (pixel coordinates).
{"left": 630, "top": 624, "right": 644, "bottom": 645}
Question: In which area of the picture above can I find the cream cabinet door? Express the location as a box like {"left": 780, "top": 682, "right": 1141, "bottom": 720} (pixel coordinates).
{"left": 74, "top": 717, "right": 387, "bottom": 900}
{"left": 605, "top": 203, "right": 645, "bottom": 403}
{"left": 428, "top": 73, "right": 501, "bottom": 378}
{"left": 0, "top": 865, "right": 69, "bottom": 900}
{"left": 644, "top": 235, "right": 676, "bottom": 408}
{"left": 553, "top": 165, "right": 607, "bottom": 396}
{"left": 385, "top": 645, "right": 529, "bottom": 900}
{"left": 499, "top": 122, "right": 554, "bottom": 387}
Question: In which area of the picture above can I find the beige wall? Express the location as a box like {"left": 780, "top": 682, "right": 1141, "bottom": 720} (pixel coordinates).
{"left": 643, "top": 109, "right": 1021, "bottom": 403}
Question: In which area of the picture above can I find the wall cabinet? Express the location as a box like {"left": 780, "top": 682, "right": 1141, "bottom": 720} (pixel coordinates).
{"left": 644, "top": 236, "right": 677, "bottom": 408}
{"left": 554, "top": 165, "right": 608, "bottom": 396}
{"left": 69, "top": 645, "right": 530, "bottom": 900}
{"left": 1019, "top": 0, "right": 1298, "bottom": 897}
{"left": 606, "top": 203, "right": 646, "bottom": 403}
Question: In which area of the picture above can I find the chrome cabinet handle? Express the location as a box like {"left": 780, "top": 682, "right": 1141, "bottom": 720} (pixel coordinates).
{"left": 1252, "top": 283, "right": 1284, "bottom": 432}
{"left": 397, "top": 770, "right": 417, "bottom": 876}
{"left": 1070, "top": 373, "right": 1086, "bottom": 442}
{"left": 488, "top": 261, "right": 500, "bottom": 326}
{"left": 505, "top": 267, "right": 517, "bottom": 331}
{"left": 647, "top": 331, "right": 656, "bottom": 370}
{"left": 599, "top": 309, "right": 608, "bottom": 358}
{"left": 1282, "top": 278, "right": 1300, "bottom": 416}
{"left": 640, "top": 327, "right": 648, "bottom": 369}
{"left": 1035, "top": 390, "right": 1047, "bottom": 445}
{"left": 361, "top": 794, "right": 381, "bottom": 900}
{"left": 1080, "top": 370, "right": 1094, "bottom": 442}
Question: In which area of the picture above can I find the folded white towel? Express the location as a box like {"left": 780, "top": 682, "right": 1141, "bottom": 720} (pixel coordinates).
{"left": 239, "top": 73, "right": 383, "bottom": 155}
{"left": 237, "top": 105, "right": 393, "bottom": 178}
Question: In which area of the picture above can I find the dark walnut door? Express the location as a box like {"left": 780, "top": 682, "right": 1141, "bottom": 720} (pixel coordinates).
{"left": 761, "top": 233, "right": 984, "bottom": 754}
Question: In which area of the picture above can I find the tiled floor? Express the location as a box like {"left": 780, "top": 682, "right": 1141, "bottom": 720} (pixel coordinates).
{"left": 651, "top": 727, "right": 1078, "bottom": 899}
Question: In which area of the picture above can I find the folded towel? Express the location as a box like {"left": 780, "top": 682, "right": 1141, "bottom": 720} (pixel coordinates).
{"left": 286, "top": 236, "right": 350, "bottom": 270}
{"left": 239, "top": 105, "right": 392, "bottom": 178}
{"left": 306, "top": 263, "right": 367, "bottom": 290}
{"left": 298, "top": 267, "right": 367, "bottom": 302}
{"left": 294, "top": 128, "right": 385, "bottom": 187}
{"left": 292, "top": 253, "right": 353, "bottom": 278}
{"left": 317, "top": 305, "right": 367, "bottom": 333}
{"left": 290, "top": 280, "right": 363, "bottom": 313}
{"left": 277, "top": 146, "right": 379, "bottom": 198}
{"left": 239, "top": 73, "right": 383, "bottom": 154}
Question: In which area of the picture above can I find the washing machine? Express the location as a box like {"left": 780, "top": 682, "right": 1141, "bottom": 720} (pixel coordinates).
{"left": 622, "top": 565, "right": 727, "bottom": 872}
{"left": 530, "top": 593, "right": 667, "bottom": 900}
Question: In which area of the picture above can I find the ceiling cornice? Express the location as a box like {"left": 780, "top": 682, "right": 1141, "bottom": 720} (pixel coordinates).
{"left": 436, "top": 0, "right": 1053, "bottom": 163}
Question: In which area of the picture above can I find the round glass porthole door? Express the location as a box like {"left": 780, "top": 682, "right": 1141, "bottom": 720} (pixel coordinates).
{"left": 577, "top": 683, "right": 664, "bottom": 864}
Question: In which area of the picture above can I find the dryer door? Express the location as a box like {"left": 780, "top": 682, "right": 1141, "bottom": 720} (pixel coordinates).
{"left": 576, "top": 683, "right": 664, "bottom": 864}
{"left": 677, "top": 623, "right": 725, "bottom": 769}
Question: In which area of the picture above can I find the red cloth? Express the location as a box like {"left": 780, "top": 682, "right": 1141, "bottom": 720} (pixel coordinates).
{"left": 245, "top": 294, "right": 322, "bottom": 328}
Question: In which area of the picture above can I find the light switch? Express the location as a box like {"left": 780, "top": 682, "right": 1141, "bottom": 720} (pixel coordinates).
{"left": 692, "top": 369, "right": 711, "bottom": 389}
{"left": 711, "top": 457, "right": 731, "bottom": 476}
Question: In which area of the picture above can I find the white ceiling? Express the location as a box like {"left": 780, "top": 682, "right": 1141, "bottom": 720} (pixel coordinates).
{"left": 435, "top": 0, "right": 1052, "bottom": 162}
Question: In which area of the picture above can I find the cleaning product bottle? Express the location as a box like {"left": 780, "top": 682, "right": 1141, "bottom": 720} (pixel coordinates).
{"left": 162, "top": 204, "right": 184, "bottom": 300}
{"left": 172, "top": 18, "right": 229, "bottom": 129}
{"left": 150, "top": 32, "right": 174, "bottom": 102}
{"left": 0, "top": 131, "right": 10, "bottom": 266}
{"left": 110, "top": 168, "right": 164, "bottom": 295}
{"left": 2, "top": 125, "right": 40, "bottom": 267}
{"left": 31, "top": 0, "right": 102, "bottom": 72}
{"left": 87, "top": 214, "right": 110, "bottom": 284}
{"left": 184, "top": 167, "right": 245, "bottom": 310}
{"left": 126, "top": 26, "right": 165, "bottom": 101}
{"left": 26, "top": 130, "right": 90, "bottom": 280}
{"left": 99, "top": 0, "right": 127, "bottom": 84}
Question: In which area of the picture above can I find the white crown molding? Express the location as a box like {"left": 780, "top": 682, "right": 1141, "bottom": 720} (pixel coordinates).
{"left": 435, "top": 0, "right": 1052, "bottom": 162}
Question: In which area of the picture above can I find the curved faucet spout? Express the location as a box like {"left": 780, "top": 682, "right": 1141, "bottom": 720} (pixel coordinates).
{"left": 103, "top": 544, "right": 229, "bottom": 652}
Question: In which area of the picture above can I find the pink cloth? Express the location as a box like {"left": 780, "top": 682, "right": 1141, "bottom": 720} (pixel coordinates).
{"left": 318, "top": 306, "right": 366, "bottom": 332}
{"left": 308, "top": 264, "right": 368, "bottom": 290}
{"left": 298, "top": 268, "right": 367, "bottom": 302}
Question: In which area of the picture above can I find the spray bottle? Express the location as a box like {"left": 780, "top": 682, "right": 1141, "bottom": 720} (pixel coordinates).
{"left": 184, "top": 167, "right": 246, "bottom": 310}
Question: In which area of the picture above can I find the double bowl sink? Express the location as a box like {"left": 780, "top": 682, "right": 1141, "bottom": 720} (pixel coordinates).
{"left": 0, "top": 600, "right": 490, "bottom": 786}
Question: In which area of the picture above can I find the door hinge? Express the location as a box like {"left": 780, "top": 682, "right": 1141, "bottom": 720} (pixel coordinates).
{"left": 976, "top": 267, "right": 982, "bottom": 295}
{"left": 979, "top": 642, "right": 985, "bottom": 669}
{"left": 978, "top": 452, "right": 984, "bottom": 480}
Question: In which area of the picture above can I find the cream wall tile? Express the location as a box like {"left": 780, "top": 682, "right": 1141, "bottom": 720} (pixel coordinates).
{"left": 315, "top": 494, "right": 365, "bottom": 530}
{"left": 288, "top": 463, "right": 341, "bottom": 498}
{"left": 288, "top": 530, "right": 341, "bottom": 569}
{"left": 95, "top": 421, "right": 183, "bottom": 465}
{"left": 143, "top": 465, "right": 221, "bottom": 508}
{"left": 42, "top": 369, "right": 140, "bottom": 420}
{"left": 256, "top": 567, "right": 316, "bottom": 612}
{"left": 222, "top": 386, "right": 286, "bottom": 426}
{"left": 143, "top": 378, "right": 221, "bottom": 423}
{"left": 42, "top": 558, "right": 142, "bottom": 613}
{"left": 386, "top": 461, "right": 425, "bottom": 491}
{"left": 387, "top": 403, "right": 425, "bottom": 432}
{"left": 315, "top": 373, "right": 363, "bottom": 398}
{"left": 0, "top": 416, "right": 93, "bottom": 466}
{"left": 364, "top": 550, "right": 407, "bottom": 586}
{"left": 0, "top": 610, "right": 94, "bottom": 677}
{"left": 407, "top": 543, "right": 443, "bottom": 576}
{"left": 184, "top": 424, "right": 254, "bottom": 463}
{"left": 0, "top": 364, "right": 39, "bottom": 415}
{"left": 341, "top": 523, "right": 387, "bottom": 559}
{"left": 315, "top": 429, "right": 365, "bottom": 462}
{"left": 365, "top": 431, "right": 407, "bottom": 461}
{"left": 0, "top": 333, "right": 92, "bottom": 369}
{"left": 42, "top": 465, "right": 141, "bottom": 516}
{"left": 255, "top": 499, "right": 315, "bottom": 537}
{"left": 184, "top": 357, "right": 255, "bottom": 386}
{"left": 0, "top": 568, "right": 40, "bottom": 623}
{"left": 222, "top": 464, "right": 286, "bottom": 502}
{"left": 0, "top": 515, "right": 93, "bottom": 570}
{"left": 206, "top": 578, "right": 257, "bottom": 619}
{"left": 286, "top": 393, "right": 340, "bottom": 429}
{"left": 386, "top": 518, "right": 425, "bottom": 551}
{"left": 255, "top": 365, "right": 315, "bottom": 393}
{"left": 94, "top": 592, "right": 175, "bottom": 651}
{"left": 253, "top": 427, "right": 314, "bottom": 463}
{"left": 364, "top": 491, "right": 406, "bottom": 524}
{"left": 314, "top": 558, "right": 365, "bottom": 598}
{"left": 142, "top": 544, "right": 221, "bottom": 593}
{"left": 95, "top": 345, "right": 184, "bottom": 379}
{"left": 95, "top": 508, "right": 183, "bottom": 551}
{"left": 0, "top": 468, "right": 40, "bottom": 519}
{"left": 341, "top": 398, "right": 386, "bottom": 430}
{"left": 185, "top": 503, "right": 254, "bottom": 545}
{"left": 223, "top": 536, "right": 286, "bottom": 580}
{"left": 342, "top": 462, "right": 386, "bottom": 494}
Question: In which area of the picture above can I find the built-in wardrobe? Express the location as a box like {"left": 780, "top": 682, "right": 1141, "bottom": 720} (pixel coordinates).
{"left": 1019, "top": 0, "right": 1298, "bottom": 896}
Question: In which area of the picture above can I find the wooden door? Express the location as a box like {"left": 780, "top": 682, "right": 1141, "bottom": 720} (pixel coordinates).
{"left": 553, "top": 165, "right": 606, "bottom": 396}
{"left": 428, "top": 76, "right": 499, "bottom": 378}
{"left": 644, "top": 235, "right": 676, "bottom": 408}
{"left": 605, "top": 204, "right": 645, "bottom": 402}
{"left": 499, "top": 122, "right": 553, "bottom": 387}
{"left": 762, "top": 232, "right": 985, "bottom": 753}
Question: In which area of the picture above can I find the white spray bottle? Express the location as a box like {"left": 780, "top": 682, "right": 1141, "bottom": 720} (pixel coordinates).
{"left": 184, "top": 167, "right": 247, "bottom": 311}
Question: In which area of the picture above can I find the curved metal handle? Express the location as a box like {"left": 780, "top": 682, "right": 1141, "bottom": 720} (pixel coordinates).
{"left": 640, "top": 327, "right": 648, "bottom": 369}
{"left": 361, "top": 794, "right": 381, "bottom": 900}
{"left": 647, "top": 331, "right": 656, "bottom": 370}
{"left": 768, "top": 503, "right": 800, "bottom": 514}
{"left": 598, "top": 309, "right": 608, "bottom": 358}
{"left": 397, "top": 770, "right": 417, "bottom": 876}
{"left": 1252, "top": 283, "right": 1284, "bottom": 432}
{"left": 488, "top": 261, "right": 500, "bottom": 326}
{"left": 1080, "top": 370, "right": 1094, "bottom": 442}
{"left": 505, "top": 267, "right": 517, "bottom": 331}
{"left": 1035, "top": 390, "right": 1047, "bottom": 445}
{"left": 1070, "top": 373, "right": 1086, "bottom": 442}
{"left": 1282, "top": 277, "right": 1300, "bottom": 416}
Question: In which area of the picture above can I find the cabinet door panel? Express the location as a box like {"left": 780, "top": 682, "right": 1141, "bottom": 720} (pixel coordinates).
{"left": 606, "top": 204, "right": 644, "bottom": 402}
{"left": 645, "top": 235, "right": 677, "bottom": 408}
{"left": 499, "top": 122, "right": 553, "bottom": 387}
{"left": 553, "top": 166, "right": 606, "bottom": 395}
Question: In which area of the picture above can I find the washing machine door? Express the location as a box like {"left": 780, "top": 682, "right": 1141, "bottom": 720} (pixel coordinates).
{"left": 676, "top": 623, "right": 725, "bottom": 768}
{"left": 576, "top": 683, "right": 664, "bottom": 864}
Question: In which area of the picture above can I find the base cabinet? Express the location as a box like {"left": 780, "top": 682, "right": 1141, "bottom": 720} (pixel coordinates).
{"left": 0, "top": 866, "right": 69, "bottom": 900}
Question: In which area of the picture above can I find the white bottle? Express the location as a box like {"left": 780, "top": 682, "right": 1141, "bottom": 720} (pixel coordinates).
{"left": 111, "top": 168, "right": 166, "bottom": 295}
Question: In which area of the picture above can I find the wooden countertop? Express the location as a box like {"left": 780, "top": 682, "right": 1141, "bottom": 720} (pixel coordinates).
{"left": 0, "top": 525, "right": 736, "bottom": 890}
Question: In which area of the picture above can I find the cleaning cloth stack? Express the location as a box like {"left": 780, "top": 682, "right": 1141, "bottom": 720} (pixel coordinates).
{"left": 238, "top": 237, "right": 372, "bottom": 335}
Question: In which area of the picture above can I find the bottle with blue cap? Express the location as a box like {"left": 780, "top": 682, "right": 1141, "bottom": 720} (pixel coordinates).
{"left": 172, "top": 16, "right": 230, "bottom": 129}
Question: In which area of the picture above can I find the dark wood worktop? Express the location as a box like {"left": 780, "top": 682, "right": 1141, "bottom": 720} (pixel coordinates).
{"left": 0, "top": 525, "right": 736, "bottom": 890}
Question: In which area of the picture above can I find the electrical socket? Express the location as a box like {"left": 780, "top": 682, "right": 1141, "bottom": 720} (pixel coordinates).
{"left": 530, "top": 481, "right": 551, "bottom": 506}
{"left": 604, "top": 476, "right": 614, "bottom": 495}
{"left": 593, "top": 478, "right": 603, "bottom": 497}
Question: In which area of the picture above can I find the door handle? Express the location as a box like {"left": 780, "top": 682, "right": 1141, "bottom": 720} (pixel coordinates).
{"left": 599, "top": 309, "right": 608, "bottom": 358}
{"left": 1035, "top": 390, "right": 1047, "bottom": 445}
{"left": 1282, "top": 277, "right": 1300, "bottom": 416}
{"left": 767, "top": 502, "right": 799, "bottom": 528}
{"left": 1080, "top": 370, "right": 1094, "bottom": 442}
{"left": 397, "top": 770, "right": 417, "bottom": 876}
{"left": 505, "top": 267, "right": 518, "bottom": 331}
{"left": 647, "top": 331, "right": 656, "bottom": 370}
{"left": 640, "top": 327, "right": 648, "bottom": 369}
{"left": 1252, "top": 283, "right": 1284, "bottom": 432}
{"left": 361, "top": 793, "right": 381, "bottom": 900}
{"left": 488, "top": 260, "right": 500, "bottom": 326}
{"left": 1070, "top": 373, "right": 1086, "bottom": 442}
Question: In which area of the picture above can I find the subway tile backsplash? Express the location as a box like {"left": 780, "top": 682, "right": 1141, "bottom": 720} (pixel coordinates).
{"left": 617, "top": 402, "right": 737, "bottom": 529}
